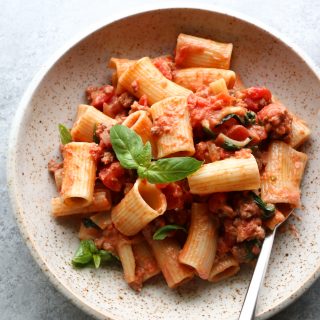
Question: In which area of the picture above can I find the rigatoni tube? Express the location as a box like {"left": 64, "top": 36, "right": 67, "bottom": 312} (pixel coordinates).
{"left": 145, "top": 235, "right": 194, "bottom": 288}
{"left": 122, "top": 111, "right": 153, "bottom": 144}
{"left": 261, "top": 141, "right": 307, "bottom": 207}
{"left": 61, "top": 142, "right": 97, "bottom": 207}
{"left": 288, "top": 113, "right": 311, "bottom": 148}
{"left": 52, "top": 191, "right": 111, "bottom": 217}
{"left": 151, "top": 96, "right": 195, "bottom": 158}
{"left": 118, "top": 57, "right": 191, "bottom": 105}
{"left": 173, "top": 68, "right": 236, "bottom": 92}
{"left": 111, "top": 179, "right": 167, "bottom": 236}
{"left": 208, "top": 254, "right": 240, "bottom": 282}
{"left": 175, "top": 33, "right": 233, "bottom": 69}
{"left": 188, "top": 155, "right": 260, "bottom": 194}
{"left": 71, "top": 105, "right": 116, "bottom": 142}
{"left": 179, "top": 203, "right": 218, "bottom": 279}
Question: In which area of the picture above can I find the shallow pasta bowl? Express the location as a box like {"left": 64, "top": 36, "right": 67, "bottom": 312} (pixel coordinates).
{"left": 7, "top": 4, "right": 320, "bottom": 320}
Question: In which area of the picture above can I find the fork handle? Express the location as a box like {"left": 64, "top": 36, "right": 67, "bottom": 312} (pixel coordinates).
{"left": 239, "top": 231, "right": 276, "bottom": 320}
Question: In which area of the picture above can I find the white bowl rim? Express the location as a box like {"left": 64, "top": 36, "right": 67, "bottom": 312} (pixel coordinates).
{"left": 7, "top": 2, "right": 320, "bottom": 320}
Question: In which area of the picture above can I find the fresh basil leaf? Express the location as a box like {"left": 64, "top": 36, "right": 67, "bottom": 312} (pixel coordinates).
{"left": 222, "top": 140, "right": 241, "bottom": 151}
{"left": 99, "top": 250, "right": 120, "bottom": 262}
{"left": 72, "top": 240, "right": 94, "bottom": 267}
{"left": 203, "top": 126, "right": 218, "bottom": 139}
{"left": 216, "top": 113, "right": 244, "bottom": 127}
{"left": 250, "top": 191, "right": 275, "bottom": 220}
{"left": 72, "top": 240, "right": 120, "bottom": 269}
{"left": 139, "top": 157, "right": 203, "bottom": 183}
{"left": 92, "top": 254, "right": 101, "bottom": 269}
{"left": 110, "top": 124, "right": 151, "bottom": 169}
{"left": 82, "top": 218, "right": 100, "bottom": 229}
{"left": 244, "top": 111, "right": 256, "bottom": 125}
{"left": 153, "top": 225, "right": 186, "bottom": 240}
{"left": 135, "top": 141, "right": 152, "bottom": 167}
{"left": 58, "top": 124, "right": 72, "bottom": 145}
{"left": 93, "top": 123, "right": 100, "bottom": 144}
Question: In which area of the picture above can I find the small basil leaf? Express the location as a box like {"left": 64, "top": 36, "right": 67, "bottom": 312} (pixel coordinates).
{"left": 99, "top": 250, "right": 120, "bottom": 262}
{"left": 153, "top": 225, "right": 186, "bottom": 240}
{"left": 82, "top": 218, "right": 100, "bottom": 229}
{"left": 110, "top": 124, "right": 151, "bottom": 169}
{"left": 222, "top": 141, "right": 241, "bottom": 151}
{"left": 93, "top": 123, "right": 100, "bottom": 144}
{"left": 216, "top": 114, "right": 244, "bottom": 127}
{"left": 141, "top": 157, "right": 203, "bottom": 183}
{"left": 92, "top": 254, "right": 101, "bottom": 269}
{"left": 58, "top": 124, "right": 72, "bottom": 145}
{"left": 250, "top": 191, "right": 275, "bottom": 220}
{"left": 135, "top": 141, "right": 152, "bottom": 168}
{"left": 72, "top": 240, "right": 94, "bottom": 267}
{"left": 244, "top": 111, "right": 256, "bottom": 125}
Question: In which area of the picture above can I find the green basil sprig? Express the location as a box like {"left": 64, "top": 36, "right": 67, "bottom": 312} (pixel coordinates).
{"left": 250, "top": 191, "right": 275, "bottom": 220}
{"left": 216, "top": 113, "right": 243, "bottom": 127}
{"left": 244, "top": 111, "right": 256, "bottom": 125}
{"left": 72, "top": 240, "right": 119, "bottom": 269}
{"left": 110, "top": 125, "right": 202, "bottom": 183}
{"left": 58, "top": 124, "right": 72, "bottom": 145}
{"left": 153, "top": 225, "right": 186, "bottom": 240}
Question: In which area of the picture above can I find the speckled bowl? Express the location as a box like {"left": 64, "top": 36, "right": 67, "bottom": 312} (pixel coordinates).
{"left": 7, "top": 4, "right": 320, "bottom": 320}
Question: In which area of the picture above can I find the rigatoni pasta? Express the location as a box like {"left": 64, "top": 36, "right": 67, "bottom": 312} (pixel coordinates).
{"left": 61, "top": 142, "right": 97, "bottom": 207}
{"left": 144, "top": 233, "right": 194, "bottom": 288}
{"left": 52, "top": 191, "right": 111, "bottom": 217}
{"left": 71, "top": 105, "right": 116, "bottom": 142}
{"left": 118, "top": 57, "right": 191, "bottom": 104}
{"left": 49, "top": 32, "right": 310, "bottom": 292}
{"left": 173, "top": 67, "right": 236, "bottom": 92}
{"left": 188, "top": 155, "right": 260, "bottom": 194}
{"left": 261, "top": 141, "right": 307, "bottom": 207}
{"left": 111, "top": 179, "right": 167, "bottom": 236}
{"left": 179, "top": 203, "right": 218, "bottom": 279}
{"left": 175, "top": 33, "right": 233, "bottom": 69}
{"left": 150, "top": 96, "right": 195, "bottom": 158}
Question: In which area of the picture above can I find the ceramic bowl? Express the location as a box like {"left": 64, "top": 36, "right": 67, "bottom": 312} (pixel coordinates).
{"left": 8, "top": 4, "right": 320, "bottom": 320}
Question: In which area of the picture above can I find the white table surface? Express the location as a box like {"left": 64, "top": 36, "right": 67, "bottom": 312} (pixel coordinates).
{"left": 1, "top": 0, "right": 319, "bottom": 319}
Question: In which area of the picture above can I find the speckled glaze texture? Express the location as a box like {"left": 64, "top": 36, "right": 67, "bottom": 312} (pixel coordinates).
{"left": 7, "top": 7, "right": 320, "bottom": 320}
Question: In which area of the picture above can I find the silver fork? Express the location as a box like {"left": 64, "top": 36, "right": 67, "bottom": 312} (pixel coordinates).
{"left": 239, "top": 210, "right": 293, "bottom": 320}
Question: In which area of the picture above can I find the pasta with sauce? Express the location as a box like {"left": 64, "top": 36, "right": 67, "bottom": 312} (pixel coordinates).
{"left": 48, "top": 33, "right": 309, "bottom": 291}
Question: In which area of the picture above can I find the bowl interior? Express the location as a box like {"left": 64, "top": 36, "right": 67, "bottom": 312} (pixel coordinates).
{"left": 10, "top": 8, "right": 320, "bottom": 320}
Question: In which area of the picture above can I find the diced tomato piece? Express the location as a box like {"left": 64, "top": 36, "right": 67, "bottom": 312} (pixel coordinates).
{"left": 241, "top": 87, "right": 272, "bottom": 112}
{"left": 99, "top": 162, "right": 125, "bottom": 192}
{"left": 226, "top": 125, "right": 251, "bottom": 141}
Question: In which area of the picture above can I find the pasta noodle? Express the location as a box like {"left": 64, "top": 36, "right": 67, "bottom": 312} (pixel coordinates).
{"left": 209, "top": 78, "right": 229, "bottom": 95}
{"left": 111, "top": 179, "right": 167, "bottom": 236}
{"left": 289, "top": 113, "right": 311, "bottom": 148}
{"left": 261, "top": 141, "right": 307, "bottom": 207}
{"left": 60, "top": 142, "right": 97, "bottom": 207}
{"left": 118, "top": 57, "right": 192, "bottom": 104}
{"left": 150, "top": 96, "right": 195, "bottom": 158}
{"left": 208, "top": 255, "right": 240, "bottom": 282}
{"left": 179, "top": 203, "right": 218, "bottom": 279}
{"left": 122, "top": 110, "right": 153, "bottom": 144}
{"left": 175, "top": 33, "right": 233, "bottom": 69}
{"left": 188, "top": 155, "right": 260, "bottom": 194}
{"left": 71, "top": 105, "right": 116, "bottom": 142}
{"left": 173, "top": 68, "right": 236, "bottom": 92}
{"left": 144, "top": 231, "right": 194, "bottom": 288}
{"left": 52, "top": 191, "right": 111, "bottom": 217}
